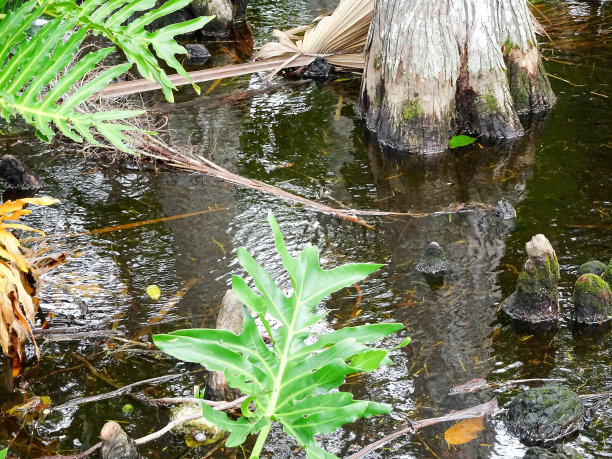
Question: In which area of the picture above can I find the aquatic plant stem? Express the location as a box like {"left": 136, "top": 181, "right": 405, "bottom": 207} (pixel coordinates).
{"left": 251, "top": 422, "right": 272, "bottom": 459}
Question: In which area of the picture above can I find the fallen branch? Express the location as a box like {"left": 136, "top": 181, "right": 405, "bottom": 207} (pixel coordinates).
{"left": 135, "top": 135, "right": 497, "bottom": 228}
{"left": 97, "top": 56, "right": 315, "bottom": 99}
{"left": 347, "top": 399, "right": 499, "bottom": 459}
{"left": 134, "top": 412, "right": 206, "bottom": 445}
{"left": 448, "top": 377, "right": 567, "bottom": 395}
{"left": 54, "top": 372, "right": 197, "bottom": 411}
{"left": 35, "top": 330, "right": 123, "bottom": 341}
{"left": 147, "top": 395, "right": 246, "bottom": 410}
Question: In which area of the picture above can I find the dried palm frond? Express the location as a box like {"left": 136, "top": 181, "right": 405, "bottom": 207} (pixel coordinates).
{"left": 0, "top": 197, "right": 59, "bottom": 367}
{"left": 253, "top": 0, "right": 374, "bottom": 73}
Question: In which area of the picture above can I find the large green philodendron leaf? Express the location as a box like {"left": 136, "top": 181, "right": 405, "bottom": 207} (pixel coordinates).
{"left": 0, "top": 1, "right": 145, "bottom": 153}
{"left": 47, "top": 0, "right": 214, "bottom": 102}
{"left": 154, "top": 213, "right": 410, "bottom": 458}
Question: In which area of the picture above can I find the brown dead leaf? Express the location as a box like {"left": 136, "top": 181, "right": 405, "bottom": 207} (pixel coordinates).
{"left": 444, "top": 416, "right": 484, "bottom": 446}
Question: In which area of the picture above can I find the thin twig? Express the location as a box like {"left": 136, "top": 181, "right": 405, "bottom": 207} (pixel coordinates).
{"left": 37, "top": 330, "right": 123, "bottom": 341}
{"left": 148, "top": 395, "right": 246, "bottom": 410}
{"left": 35, "top": 441, "right": 102, "bottom": 459}
{"left": 579, "top": 391, "right": 612, "bottom": 402}
{"left": 347, "top": 399, "right": 499, "bottom": 459}
{"left": 133, "top": 412, "right": 204, "bottom": 445}
{"left": 201, "top": 435, "right": 228, "bottom": 459}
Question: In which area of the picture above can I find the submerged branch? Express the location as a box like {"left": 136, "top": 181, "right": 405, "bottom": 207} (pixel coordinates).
{"left": 448, "top": 377, "right": 567, "bottom": 395}
{"left": 53, "top": 372, "right": 198, "bottom": 410}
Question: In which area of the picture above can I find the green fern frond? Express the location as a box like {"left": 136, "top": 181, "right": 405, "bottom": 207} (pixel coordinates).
{"left": 0, "top": 2, "right": 145, "bottom": 153}
{"left": 46, "top": 0, "right": 214, "bottom": 102}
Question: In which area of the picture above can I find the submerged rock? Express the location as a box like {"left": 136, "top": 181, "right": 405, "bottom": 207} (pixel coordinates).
{"left": 305, "top": 57, "right": 331, "bottom": 80}
{"left": 602, "top": 258, "right": 612, "bottom": 286}
{"left": 524, "top": 445, "right": 583, "bottom": 459}
{"left": 578, "top": 260, "right": 607, "bottom": 276}
{"left": 415, "top": 242, "right": 448, "bottom": 275}
{"left": 493, "top": 199, "right": 516, "bottom": 219}
{"left": 101, "top": 421, "right": 141, "bottom": 459}
{"left": 0, "top": 154, "right": 44, "bottom": 189}
{"left": 186, "top": 43, "right": 211, "bottom": 65}
{"left": 501, "top": 234, "right": 560, "bottom": 324}
{"left": 506, "top": 385, "right": 584, "bottom": 445}
{"left": 573, "top": 273, "right": 612, "bottom": 324}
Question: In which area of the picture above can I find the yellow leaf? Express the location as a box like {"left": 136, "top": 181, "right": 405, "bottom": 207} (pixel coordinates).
{"left": 19, "top": 197, "right": 60, "bottom": 206}
{"left": 0, "top": 223, "right": 44, "bottom": 234}
{"left": 0, "top": 312, "right": 10, "bottom": 355}
{"left": 146, "top": 284, "right": 161, "bottom": 300}
{"left": 444, "top": 416, "right": 484, "bottom": 446}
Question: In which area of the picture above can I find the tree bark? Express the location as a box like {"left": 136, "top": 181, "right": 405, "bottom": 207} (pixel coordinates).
{"left": 359, "top": 0, "right": 555, "bottom": 154}
{"left": 190, "top": 0, "right": 249, "bottom": 35}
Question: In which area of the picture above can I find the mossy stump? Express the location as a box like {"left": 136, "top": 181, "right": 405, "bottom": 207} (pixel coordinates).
{"left": 506, "top": 385, "right": 584, "bottom": 445}
{"left": 501, "top": 234, "right": 560, "bottom": 324}
{"left": 524, "top": 445, "right": 583, "bottom": 459}
{"left": 573, "top": 274, "right": 612, "bottom": 324}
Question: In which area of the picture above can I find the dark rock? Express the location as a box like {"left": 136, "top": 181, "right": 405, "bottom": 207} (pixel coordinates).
{"left": 573, "top": 273, "right": 611, "bottom": 324}
{"left": 602, "top": 258, "right": 612, "bottom": 286}
{"left": 0, "top": 155, "right": 44, "bottom": 189}
{"left": 186, "top": 43, "right": 211, "bottom": 65}
{"left": 305, "top": 57, "right": 330, "bottom": 80}
{"left": 501, "top": 234, "right": 560, "bottom": 324}
{"left": 578, "top": 260, "right": 607, "bottom": 276}
{"left": 415, "top": 242, "right": 448, "bottom": 275}
{"left": 494, "top": 199, "right": 516, "bottom": 219}
{"left": 506, "top": 385, "right": 584, "bottom": 445}
{"left": 524, "top": 444, "right": 583, "bottom": 459}
{"left": 100, "top": 421, "right": 141, "bottom": 459}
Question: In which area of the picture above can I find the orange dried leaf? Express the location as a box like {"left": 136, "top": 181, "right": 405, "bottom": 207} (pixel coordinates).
{"left": 0, "top": 201, "right": 26, "bottom": 215}
{"left": 4, "top": 209, "right": 32, "bottom": 221}
{"left": 444, "top": 416, "right": 484, "bottom": 446}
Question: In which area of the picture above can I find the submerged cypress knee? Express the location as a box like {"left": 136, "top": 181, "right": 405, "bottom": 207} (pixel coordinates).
{"left": 100, "top": 421, "right": 141, "bottom": 459}
{"left": 573, "top": 274, "right": 612, "bottom": 324}
{"left": 415, "top": 242, "right": 448, "bottom": 275}
{"left": 501, "top": 234, "right": 560, "bottom": 324}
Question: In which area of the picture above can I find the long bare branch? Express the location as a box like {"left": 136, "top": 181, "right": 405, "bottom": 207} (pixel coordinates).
{"left": 347, "top": 399, "right": 500, "bottom": 459}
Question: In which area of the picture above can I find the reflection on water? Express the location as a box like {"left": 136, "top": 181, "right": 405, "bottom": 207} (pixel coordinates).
{"left": 0, "top": 0, "right": 610, "bottom": 457}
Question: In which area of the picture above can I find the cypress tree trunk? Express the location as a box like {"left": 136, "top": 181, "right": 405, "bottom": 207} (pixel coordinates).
{"left": 359, "top": 0, "right": 555, "bottom": 153}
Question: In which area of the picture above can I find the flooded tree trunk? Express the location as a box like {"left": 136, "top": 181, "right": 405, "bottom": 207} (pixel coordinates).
{"left": 358, "top": 0, "right": 556, "bottom": 153}
{"left": 191, "top": 0, "right": 248, "bottom": 35}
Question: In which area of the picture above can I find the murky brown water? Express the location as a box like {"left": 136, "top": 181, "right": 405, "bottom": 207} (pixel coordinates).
{"left": 0, "top": 1, "right": 610, "bottom": 458}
